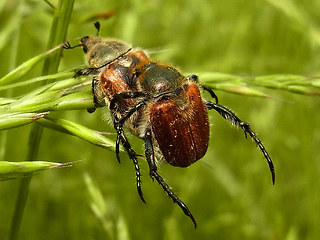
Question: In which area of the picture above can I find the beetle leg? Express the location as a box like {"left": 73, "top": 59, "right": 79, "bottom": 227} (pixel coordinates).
{"left": 144, "top": 128, "right": 197, "bottom": 228}
{"left": 110, "top": 91, "right": 146, "bottom": 110}
{"left": 205, "top": 101, "right": 275, "bottom": 185}
{"left": 87, "top": 76, "right": 104, "bottom": 113}
{"left": 87, "top": 78, "right": 97, "bottom": 114}
{"left": 143, "top": 129, "right": 157, "bottom": 174}
{"left": 114, "top": 100, "right": 146, "bottom": 127}
{"left": 111, "top": 99, "right": 146, "bottom": 164}
{"left": 74, "top": 67, "right": 101, "bottom": 78}
{"left": 111, "top": 100, "right": 147, "bottom": 203}
{"left": 62, "top": 42, "right": 81, "bottom": 50}
{"left": 113, "top": 114, "right": 146, "bottom": 203}
{"left": 202, "top": 86, "right": 219, "bottom": 104}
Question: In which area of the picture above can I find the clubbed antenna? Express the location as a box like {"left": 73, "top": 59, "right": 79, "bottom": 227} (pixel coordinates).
{"left": 94, "top": 22, "right": 100, "bottom": 36}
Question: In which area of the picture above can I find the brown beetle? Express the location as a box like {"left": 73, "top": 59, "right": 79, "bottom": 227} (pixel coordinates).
{"left": 64, "top": 23, "right": 275, "bottom": 228}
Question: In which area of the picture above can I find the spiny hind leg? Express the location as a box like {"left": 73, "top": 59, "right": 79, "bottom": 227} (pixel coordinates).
{"left": 143, "top": 128, "right": 197, "bottom": 228}
{"left": 205, "top": 100, "right": 275, "bottom": 184}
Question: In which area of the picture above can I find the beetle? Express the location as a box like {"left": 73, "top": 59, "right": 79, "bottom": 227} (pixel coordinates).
{"left": 63, "top": 23, "right": 275, "bottom": 228}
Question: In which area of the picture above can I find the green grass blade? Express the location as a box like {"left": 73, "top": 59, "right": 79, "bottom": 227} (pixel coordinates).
{"left": 0, "top": 161, "right": 73, "bottom": 181}
{"left": 84, "top": 173, "right": 131, "bottom": 240}
{"left": 0, "top": 43, "right": 65, "bottom": 86}
{"left": 55, "top": 91, "right": 94, "bottom": 111}
{"left": 37, "top": 117, "right": 116, "bottom": 151}
{"left": 5, "top": 84, "right": 93, "bottom": 113}
{"left": 0, "top": 98, "right": 15, "bottom": 106}
{"left": 9, "top": 90, "right": 61, "bottom": 112}
{"left": 0, "top": 72, "right": 74, "bottom": 92}
{"left": 0, "top": 112, "right": 48, "bottom": 130}
{"left": 199, "top": 72, "right": 320, "bottom": 96}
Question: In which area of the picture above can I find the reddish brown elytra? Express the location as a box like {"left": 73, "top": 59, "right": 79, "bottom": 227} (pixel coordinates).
{"left": 63, "top": 22, "right": 275, "bottom": 228}
{"left": 150, "top": 82, "right": 210, "bottom": 167}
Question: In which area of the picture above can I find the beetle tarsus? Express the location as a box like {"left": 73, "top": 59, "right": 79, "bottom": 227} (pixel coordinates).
{"left": 239, "top": 122, "right": 275, "bottom": 185}
{"left": 62, "top": 42, "right": 82, "bottom": 50}
{"left": 151, "top": 170, "right": 197, "bottom": 228}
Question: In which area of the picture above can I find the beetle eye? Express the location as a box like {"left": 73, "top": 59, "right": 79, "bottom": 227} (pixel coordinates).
{"left": 81, "top": 36, "right": 89, "bottom": 43}
{"left": 187, "top": 74, "right": 198, "bottom": 82}
{"left": 80, "top": 36, "right": 89, "bottom": 53}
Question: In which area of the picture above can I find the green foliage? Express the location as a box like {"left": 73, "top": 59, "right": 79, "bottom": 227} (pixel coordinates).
{"left": 1, "top": 0, "right": 320, "bottom": 239}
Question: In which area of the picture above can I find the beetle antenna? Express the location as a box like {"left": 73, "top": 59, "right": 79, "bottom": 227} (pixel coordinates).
{"left": 205, "top": 101, "right": 275, "bottom": 185}
{"left": 94, "top": 22, "right": 100, "bottom": 36}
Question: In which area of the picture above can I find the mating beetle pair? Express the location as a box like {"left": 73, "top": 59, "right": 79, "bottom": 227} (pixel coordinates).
{"left": 64, "top": 23, "right": 275, "bottom": 228}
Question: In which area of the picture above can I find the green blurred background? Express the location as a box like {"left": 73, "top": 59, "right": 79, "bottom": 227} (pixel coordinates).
{"left": 1, "top": 0, "right": 320, "bottom": 239}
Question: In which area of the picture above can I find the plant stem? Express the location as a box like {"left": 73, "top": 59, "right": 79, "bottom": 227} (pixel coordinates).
{"left": 9, "top": 125, "right": 43, "bottom": 240}
{"left": 8, "top": 0, "right": 74, "bottom": 239}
